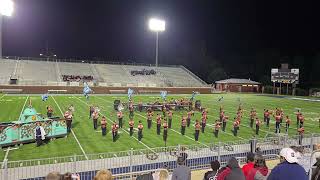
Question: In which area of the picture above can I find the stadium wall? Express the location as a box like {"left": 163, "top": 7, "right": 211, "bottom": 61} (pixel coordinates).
{"left": 0, "top": 85, "right": 213, "bottom": 94}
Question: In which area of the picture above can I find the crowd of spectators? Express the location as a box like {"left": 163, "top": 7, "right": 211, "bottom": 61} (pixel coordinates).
{"left": 131, "top": 69, "right": 156, "bottom": 76}
{"left": 45, "top": 147, "right": 320, "bottom": 180}
{"left": 62, "top": 75, "right": 93, "bottom": 82}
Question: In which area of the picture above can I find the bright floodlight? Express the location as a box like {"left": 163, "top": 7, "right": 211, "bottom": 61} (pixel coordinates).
{"left": 0, "top": 0, "right": 14, "bottom": 16}
{"left": 149, "top": 18, "right": 165, "bottom": 32}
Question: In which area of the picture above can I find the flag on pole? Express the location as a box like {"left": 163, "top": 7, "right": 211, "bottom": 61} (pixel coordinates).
{"left": 128, "top": 88, "right": 134, "bottom": 100}
{"left": 41, "top": 93, "right": 49, "bottom": 101}
{"left": 190, "top": 91, "right": 199, "bottom": 101}
{"left": 83, "top": 82, "right": 92, "bottom": 99}
{"left": 160, "top": 91, "right": 168, "bottom": 100}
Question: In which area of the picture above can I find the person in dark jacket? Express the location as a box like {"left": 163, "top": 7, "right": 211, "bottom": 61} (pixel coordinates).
{"left": 204, "top": 160, "right": 220, "bottom": 180}
{"left": 267, "top": 148, "right": 307, "bottom": 180}
{"left": 217, "top": 157, "right": 245, "bottom": 180}
{"left": 311, "top": 157, "right": 320, "bottom": 180}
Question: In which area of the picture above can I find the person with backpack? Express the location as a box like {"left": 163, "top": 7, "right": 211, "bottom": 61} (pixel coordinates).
{"left": 204, "top": 160, "right": 220, "bottom": 180}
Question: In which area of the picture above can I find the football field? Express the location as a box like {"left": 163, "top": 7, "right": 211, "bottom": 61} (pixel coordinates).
{"left": 0, "top": 93, "right": 319, "bottom": 162}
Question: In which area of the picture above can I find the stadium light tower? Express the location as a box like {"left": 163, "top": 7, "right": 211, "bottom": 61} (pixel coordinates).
{"left": 148, "top": 18, "right": 165, "bottom": 67}
{"left": 0, "top": 0, "right": 14, "bottom": 60}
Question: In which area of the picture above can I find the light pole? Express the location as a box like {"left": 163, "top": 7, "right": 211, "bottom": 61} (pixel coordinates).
{"left": 148, "top": 18, "right": 165, "bottom": 67}
{"left": 0, "top": 0, "right": 14, "bottom": 60}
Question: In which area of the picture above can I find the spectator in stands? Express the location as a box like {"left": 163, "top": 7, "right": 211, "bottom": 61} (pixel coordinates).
{"left": 203, "top": 160, "right": 220, "bottom": 180}
{"left": 267, "top": 147, "right": 307, "bottom": 180}
{"left": 94, "top": 169, "right": 112, "bottom": 180}
{"left": 247, "top": 154, "right": 269, "bottom": 180}
{"left": 217, "top": 157, "right": 245, "bottom": 180}
{"left": 312, "top": 156, "right": 320, "bottom": 180}
{"left": 172, "top": 156, "right": 191, "bottom": 180}
{"left": 153, "top": 168, "right": 171, "bottom": 180}
{"left": 46, "top": 172, "right": 61, "bottom": 180}
{"left": 242, "top": 152, "right": 255, "bottom": 178}
{"left": 62, "top": 172, "right": 80, "bottom": 180}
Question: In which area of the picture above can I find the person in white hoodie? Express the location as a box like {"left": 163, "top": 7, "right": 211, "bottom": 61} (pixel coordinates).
{"left": 34, "top": 121, "right": 46, "bottom": 147}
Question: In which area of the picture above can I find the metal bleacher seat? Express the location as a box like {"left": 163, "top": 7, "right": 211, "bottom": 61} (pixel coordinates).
{"left": 18, "top": 61, "right": 58, "bottom": 83}
{"left": 0, "top": 59, "right": 16, "bottom": 84}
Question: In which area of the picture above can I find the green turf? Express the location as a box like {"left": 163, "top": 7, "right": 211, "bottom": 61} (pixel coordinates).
{"left": 0, "top": 93, "right": 319, "bottom": 162}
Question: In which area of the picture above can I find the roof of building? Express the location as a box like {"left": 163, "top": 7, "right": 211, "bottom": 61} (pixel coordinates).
{"left": 215, "top": 78, "right": 260, "bottom": 84}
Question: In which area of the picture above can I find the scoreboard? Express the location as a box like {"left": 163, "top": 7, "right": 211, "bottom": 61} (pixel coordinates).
{"left": 271, "top": 68, "right": 299, "bottom": 84}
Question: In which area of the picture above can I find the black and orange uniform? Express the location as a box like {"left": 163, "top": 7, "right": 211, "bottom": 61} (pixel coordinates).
{"left": 92, "top": 111, "right": 99, "bottom": 130}
{"left": 129, "top": 119, "right": 134, "bottom": 136}
{"left": 250, "top": 109, "right": 256, "bottom": 128}
{"left": 101, "top": 117, "right": 107, "bottom": 136}
{"left": 285, "top": 116, "right": 291, "bottom": 133}
{"left": 194, "top": 121, "right": 201, "bottom": 141}
{"left": 255, "top": 118, "right": 262, "bottom": 135}
{"left": 219, "top": 106, "right": 223, "bottom": 114}
{"left": 274, "top": 114, "right": 281, "bottom": 133}
{"left": 279, "top": 109, "right": 284, "bottom": 124}
{"left": 233, "top": 120, "right": 240, "bottom": 136}
{"left": 219, "top": 111, "right": 225, "bottom": 122}
{"left": 129, "top": 103, "right": 134, "bottom": 118}
{"left": 298, "top": 114, "right": 304, "bottom": 128}
{"left": 264, "top": 110, "right": 270, "bottom": 127}
{"left": 47, "top": 106, "right": 53, "bottom": 118}
{"left": 64, "top": 110, "right": 73, "bottom": 133}
{"left": 112, "top": 123, "right": 119, "bottom": 142}
{"left": 296, "top": 112, "right": 302, "bottom": 127}
{"left": 147, "top": 111, "right": 153, "bottom": 129}
{"left": 222, "top": 115, "right": 229, "bottom": 132}
{"left": 214, "top": 122, "right": 221, "bottom": 138}
{"left": 163, "top": 121, "right": 168, "bottom": 142}
{"left": 167, "top": 111, "right": 173, "bottom": 128}
{"left": 89, "top": 106, "right": 94, "bottom": 119}
{"left": 162, "top": 105, "right": 166, "bottom": 117}
{"left": 187, "top": 111, "right": 192, "bottom": 127}
{"left": 181, "top": 117, "right": 187, "bottom": 135}
{"left": 156, "top": 115, "right": 162, "bottom": 135}
{"left": 298, "top": 127, "right": 304, "bottom": 145}
{"left": 117, "top": 111, "right": 123, "bottom": 128}
{"left": 201, "top": 115, "right": 207, "bottom": 133}
{"left": 138, "top": 101, "right": 143, "bottom": 112}
{"left": 137, "top": 122, "right": 143, "bottom": 141}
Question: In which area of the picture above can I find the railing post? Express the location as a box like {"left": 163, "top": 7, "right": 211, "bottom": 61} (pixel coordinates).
{"left": 130, "top": 148, "right": 133, "bottom": 180}
{"left": 310, "top": 133, "right": 314, "bottom": 150}
{"left": 73, "top": 154, "right": 77, "bottom": 174}
{"left": 3, "top": 159, "right": 8, "bottom": 180}
{"left": 218, "top": 142, "right": 221, "bottom": 163}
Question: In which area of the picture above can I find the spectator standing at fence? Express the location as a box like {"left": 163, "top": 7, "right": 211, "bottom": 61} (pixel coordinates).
{"left": 204, "top": 160, "right": 221, "bottom": 180}
{"left": 298, "top": 126, "right": 304, "bottom": 145}
{"left": 94, "top": 169, "right": 112, "bottom": 180}
{"left": 129, "top": 118, "right": 134, "bottom": 136}
{"left": 194, "top": 120, "right": 201, "bottom": 141}
{"left": 264, "top": 109, "right": 270, "bottom": 127}
{"left": 138, "top": 120, "right": 143, "bottom": 141}
{"left": 214, "top": 120, "right": 221, "bottom": 138}
{"left": 46, "top": 172, "right": 61, "bottom": 180}
{"left": 64, "top": 109, "right": 73, "bottom": 133}
{"left": 117, "top": 111, "right": 123, "bottom": 128}
{"left": 47, "top": 105, "right": 53, "bottom": 118}
{"left": 267, "top": 147, "right": 307, "bottom": 180}
{"left": 217, "top": 157, "right": 245, "bottom": 180}
{"left": 242, "top": 152, "right": 255, "bottom": 178}
{"left": 167, "top": 110, "right": 173, "bottom": 128}
{"left": 247, "top": 154, "right": 269, "bottom": 180}
{"left": 156, "top": 114, "right": 162, "bottom": 135}
{"left": 311, "top": 156, "right": 320, "bottom": 180}
{"left": 285, "top": 115, "right": 291, "bottom": 133}
{"left": 111, "top": 122, "right": 119, "bottom": 142}
{"left": 92, "top": 110, "right": 99, "bottom": 130}
{"left": 181, "top": 116, "right": 187, "bottom": 135}
{"left": 255, "top": 118, "right": 262, "bottom": 135}
{"left": 172, "top": 156, "right": 191, "bottom": 180}
{"left": 101, "top": 116, "right": 107, "bottom": 136}
{"left": 34, "top": 121, "right": 46, "bottom": 147}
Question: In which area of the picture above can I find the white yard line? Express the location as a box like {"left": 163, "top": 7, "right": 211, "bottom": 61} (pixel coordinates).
{"left": 0, "top": 94, "right": 6, "bottom": 100}
{"left": 74, "top": 96, "right": 156, "bottom": 153}
{"left": 19, "top": 96, "right": 29, "bottom": 119}
{"left": 1, "top": 147, "right": 11, "bottom": 168}
{"left": 51, "top": 96, "right": 88, "bottom": 160}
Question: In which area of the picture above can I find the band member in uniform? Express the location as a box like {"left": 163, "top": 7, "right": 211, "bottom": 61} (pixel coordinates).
{"left": 222, "top": 114, "right": 229, "bottom": 132}
{"left": 101, "top": 116, "right": 107, "bottom": 136}
{"left": 129, "top": 118, "right": 134, "bottom": 136}
{"left": 137, "top": 121, "right": 143, "bottom": 141}
{"left": 156, "top": 114, "right": 162, "bottom": 135}
{"left": 298, "top": 113, "right": 304, "bottom": 128}
{"left": 147, "top": 110, "right": 153, "bottom": 129}
{"left": 64, "top": 109, "right": 73, "bottom": 133}
{"left": 250, "top": 108, "right": 256, "bottom": 128}
{"left": 264, "top": 109, "right": 270, "bottom": 127}
{"left": 187, "top": 111, "right": 192, "bottom": 127}
{"left": 89, "top": 106, "right": 94, "bottom": 119}
{"left": 181, "top": 116, "right": 187, "bottom": 135}
{"left": 167, "top": 110, "right": 173, "bottom": 128}
{"left": 117, "top": 111, "right": 123, "bottom": 128}
{"left": 194, "top": 120, "right": 201, "bottom": 141}
{"left": 255, "top": 117, "right": 262, "bottom": 135}
{"left": 162, "top": 104, "right": 166, "bottom": 117}
{"left": 201, "top": 114, "right": 207, "bottom": 133}
{"left": 274, "top": 113, "right": 281, "bottom": 133}
{"left": 112, "top": 122, "right": 119, "bottom": 142}
{"left": 34, "top": 121, "right": 46, "bottom": 147}
{"left": 138, "top": 101, "right": 143, "bottom": 112}
{"left": 298, "top": 126, "right": 304, "bottom": 145}
{"left": 47, "top": 106, "right": 53, "bottom": 118}
{"left": 233, "top": 119, "right": 240, "bottom": 137}
{"left": 163, "top": 119, "right": 168, "bottom": 142}
{"left": 129, "top": 102, "right": 134, "bottom": 118}
{"left": 219, "top": 110, "right": 224, "bottom": 122}
{"left": 296, "top": 110, "right": 302, "bottom": 127}
{"left": 285, "top": 115, "right": 291, "bottom": 133}
{"left": 92, "top": 109, "right": 99, "bottom": 130}
{"left": 214, "top": 120, "right": 221, "bottom": 138}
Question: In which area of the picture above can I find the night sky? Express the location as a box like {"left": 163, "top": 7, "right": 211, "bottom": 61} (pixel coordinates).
{"left": 1, "top": 0, "right": 319, "bottom": 86}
